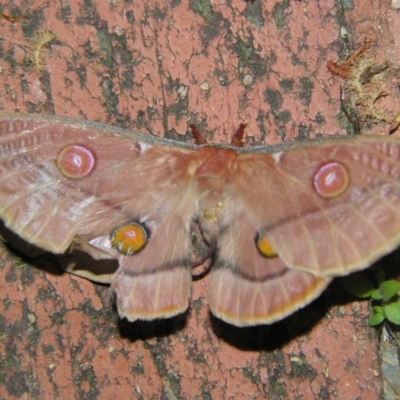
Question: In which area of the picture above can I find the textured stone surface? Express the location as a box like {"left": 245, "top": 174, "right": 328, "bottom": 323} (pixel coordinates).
{"left": 1, "top": 0, "right": 399, "bottom": 398}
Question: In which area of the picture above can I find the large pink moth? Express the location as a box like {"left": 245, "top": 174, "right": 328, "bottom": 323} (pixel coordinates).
{"left": 1, "top": 113, "right": 400, "bottom": 327}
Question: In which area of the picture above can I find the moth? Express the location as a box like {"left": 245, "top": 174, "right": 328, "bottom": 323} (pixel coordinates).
{"left": 1, "top": 113, "right": 400, "bottom": 327}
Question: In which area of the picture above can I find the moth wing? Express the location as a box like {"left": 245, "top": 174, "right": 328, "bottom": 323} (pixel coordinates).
{"left": 110, "top": 184, "right": 198, "bottom": 321}
{"left": 208, "top": 210, "right": 331, "bottom": 327}
{"left": 228, "top": 137, "right": 400, "bottom": 278}
{"left": 0, "top": 114, "right": 200, "bottom": 320}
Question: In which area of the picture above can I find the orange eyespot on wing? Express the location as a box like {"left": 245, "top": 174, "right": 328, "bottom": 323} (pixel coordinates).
{"left": 56, "top": 145, "right": 96, "bottom": 179}
{"left": 255, "top": 233, "right": 277, "bottom": 258}
{"left": 313, "top": 161, "right": 350, "bottom": 199}
{"left": 111, "top": 222, "right": 149, "bottom": 255}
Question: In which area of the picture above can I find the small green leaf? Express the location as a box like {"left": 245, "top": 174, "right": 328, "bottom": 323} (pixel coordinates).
{"left": 384, "top": 298, "right": 400, "bottom": 325}
{"left": 369, "top": 311, "right": 385, "bottom": 326}
{"left": 373, "top": 305, "right": 385, "bottom": 313}
{"left": 338, "top": 274, "right": 376, "bottom": 298}
{"left": 379, "top": 280, "right": 400, "bottom": 302}
{"left": 371, "top": 289, "right": 384, "bottom": 301}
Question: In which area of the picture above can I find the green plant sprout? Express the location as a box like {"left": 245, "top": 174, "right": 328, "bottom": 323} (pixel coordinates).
{"left": 339, "top": 269, "right": 400, "bottom": 326}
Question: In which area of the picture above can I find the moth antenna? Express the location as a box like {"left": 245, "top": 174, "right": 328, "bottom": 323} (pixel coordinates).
{"left": 231, "top": 123, "right": 247, "bottom": 147}
{"left": 188, "top": 123, "right": 208, "bottom": 145}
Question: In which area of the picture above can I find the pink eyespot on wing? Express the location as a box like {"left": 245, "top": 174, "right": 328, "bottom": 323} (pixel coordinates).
{"left": 56, "top": 145, "right": 95, "bottom": 179}
{"left": 313, "top": 161, "right": 350, "bottom": 199}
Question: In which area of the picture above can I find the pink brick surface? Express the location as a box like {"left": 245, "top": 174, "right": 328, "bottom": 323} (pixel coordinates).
{"left": 1, "top": 0, "right": 398, "bottom": 398}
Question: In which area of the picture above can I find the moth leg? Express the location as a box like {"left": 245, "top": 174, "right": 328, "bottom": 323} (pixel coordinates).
{"left": 191, "top": 239, "right": 217, "bottom": 277}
